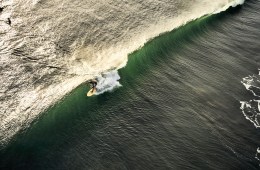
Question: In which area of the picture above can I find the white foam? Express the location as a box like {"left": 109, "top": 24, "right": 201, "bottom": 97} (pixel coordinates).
{"left": 256, "top": 147, "right": 260, "bottom": 165}
{"left": 241, "top": 71, "right": 260, "bottom": 165}
{"left": 241, "top": 77, "right": 252, "bottom": 90}
{"left": 240, "top": 100, "right": 260, "bottom": 128}
{"left": 213, "top": 0, "right": 245, "bottom": 14}
{"left": 95, "top": 70, "right": 122, "bottom": 95}
{"left": 241, "top": 75, "right": 260, "bottom": 97}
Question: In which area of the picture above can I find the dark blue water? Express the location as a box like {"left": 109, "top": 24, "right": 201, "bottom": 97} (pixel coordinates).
{"left": 1, "top": 0, "right": 260, "bottom": 169}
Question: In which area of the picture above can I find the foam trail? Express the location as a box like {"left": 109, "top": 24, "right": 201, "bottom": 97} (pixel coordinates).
{"left": 240, "top": 71, "right": 260, "bottom": 128}
{"left": 240, "top": 70, "right": 260, "bottom": 166}
{"left": 241, "top": 76, "right": 260, "bottom": 97}
{"left": 240, "top": 100, "right": 260, "bottom": 128}
{"left": 256, "top": 148, "right": 260, "bottom": 163}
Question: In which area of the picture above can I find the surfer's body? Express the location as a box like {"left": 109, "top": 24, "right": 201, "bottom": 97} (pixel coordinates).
{"left": 7, "top": 18, "right": 11, "bottom": 25}
{"left": 87, "top": 79, "right": 97, "bottom": 96}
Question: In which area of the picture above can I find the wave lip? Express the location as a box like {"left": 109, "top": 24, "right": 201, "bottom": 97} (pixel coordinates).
{"left": 213, "top": 0, "right": 245, "bottom": 14}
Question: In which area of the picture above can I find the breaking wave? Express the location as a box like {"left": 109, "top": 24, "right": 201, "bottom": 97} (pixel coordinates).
{"left": 0, "top": 0, "right": 245, "bottom": 145}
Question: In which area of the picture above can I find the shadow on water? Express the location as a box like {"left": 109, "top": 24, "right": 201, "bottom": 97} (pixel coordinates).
{"left": 1, "top": 5, "right": 253, "bottom": 169}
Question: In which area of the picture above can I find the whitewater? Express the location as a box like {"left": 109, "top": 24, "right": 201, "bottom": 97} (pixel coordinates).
{"left": 0, "top": 0, "right": 244, "bottom": 144}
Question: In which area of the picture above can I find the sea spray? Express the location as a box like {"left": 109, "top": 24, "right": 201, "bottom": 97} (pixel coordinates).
{"left": 95, "top": 70, "right": 122, "bottom": 95}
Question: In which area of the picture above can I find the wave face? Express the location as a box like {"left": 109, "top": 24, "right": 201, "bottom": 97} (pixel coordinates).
{"left": 0, "top": 0, "right": 244, "bottom": 144}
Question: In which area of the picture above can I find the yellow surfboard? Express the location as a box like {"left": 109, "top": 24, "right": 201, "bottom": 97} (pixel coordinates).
{"left": 87, "top": 88, "right": 97, "bottom": 97}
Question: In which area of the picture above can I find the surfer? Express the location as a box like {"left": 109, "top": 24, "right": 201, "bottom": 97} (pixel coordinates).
{"left": 88, "top": 79, "right": 97, "bottom": 92}
{"left": 7, "top": 18, "right": 11, "bottom": 25}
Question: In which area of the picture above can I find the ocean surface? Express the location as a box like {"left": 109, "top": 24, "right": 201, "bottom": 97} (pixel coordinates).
{"left": 1, "top": 0, "right": 260, "bottom": 169}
